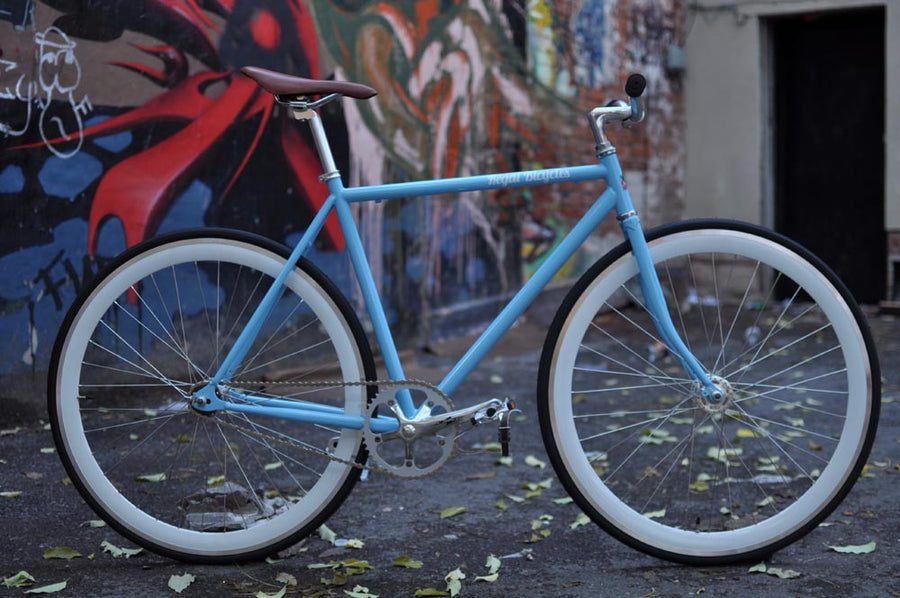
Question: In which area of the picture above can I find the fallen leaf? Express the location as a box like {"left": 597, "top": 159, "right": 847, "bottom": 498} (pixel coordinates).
{"left": 570, "top": 512, "right": 590, "bottom": 529}
{"left": 207, "top": 475, "right": 226, "bottom": 488}
{"left": 484, "top": 554, "right": 501, "bottom": 575}
{"left": 392, "top": 555, "right": 424, "bottom": 569}
{"left": 320, "top": 572, "right": 348, "bottom": 587}
{"left": 748, "top": 562, "right": 801, "bottom": 579}
{"left": 343, "top": 539, "right": 365, "bottom": 549}
{"left": 3, "top": 571, "right": 35, "bottom": 588}
{"left": 0, "top": 491, "right": 22, "bottom": 498}
{"left": 43, "top": 546, "right": 82, "bottom": 560}
{"left": 344, "top": 585, "right": 378, "bottom": 598}
{"left": 101, "top": 540, "right": 143, "bottom": 558}
{"left": 552, "top": 497, "right": 574, "bottom": 505}
{"left": 524, "top": 455, "right": 547, "bottom": 469}
{"left": 168, "top": 573, "right": 195, "bottom": 594}
{"left": 414, "top": 589, "right": 449, "bottom": 597}
{"left": 767, "top": 567, "right": 802, "bottom": 579}
{"left": 24, "top": 581, "right": 67, "bottom": 594}
{"left": 81, "top": 520, "right": 106, "bottom": 528}
{"left": 748, "top": 562, "right": 767, "bottom": 573}
{"left": 318, "top": 524, "right": 337, "bottom": 545}
{"left": 642, "top": 509, "right": 666, "bottom": 519}
{"left": 275, "top": 572, "right": 297, "bottom": 586}
{"left": 39, "top": 448, "right": 56, "bottom": 454}
{"left": 339, "top": 559, "right": 373, "bottom": 575}
{"left": 444, "top": 568, "right": 465, "bottom": 597}
{"left": 135, "top": 473, "right": 166, "bottom": 483}
{"left": 255, "top": 587, "right": 286, "bottom": 598}
{"left": 465, "top": 472, "right": 496, "bottom": 480}
{"left": 829, "top": 541, "right": 876, "bottom": 554}
{"left": 440, "top": 506, "right": 467, "bottom": 519}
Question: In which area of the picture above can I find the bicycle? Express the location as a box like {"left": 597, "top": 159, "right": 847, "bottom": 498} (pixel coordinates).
{"left": 48, "top": 66, "right": 880, "bottom": 565}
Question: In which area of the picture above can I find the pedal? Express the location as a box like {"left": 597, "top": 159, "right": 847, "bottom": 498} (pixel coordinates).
{"left": 497, "top": 399, "right": 517, "bottom": 457}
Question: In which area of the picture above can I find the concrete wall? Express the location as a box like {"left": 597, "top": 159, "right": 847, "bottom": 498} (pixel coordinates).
{"left": 0, "top": 0, "right": 687, "bottom": 409}
{"left": 684, "top": 0, "right": 899, "bottom": 233}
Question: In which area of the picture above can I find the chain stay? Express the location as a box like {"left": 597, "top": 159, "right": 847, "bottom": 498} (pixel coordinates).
{"left": 218, "top": 377, "right": 448, "bottom": 478}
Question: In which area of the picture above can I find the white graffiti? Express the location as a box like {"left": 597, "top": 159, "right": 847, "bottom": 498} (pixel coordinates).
{"left": 0, "top": 25, "right": 92, "bottom": 158}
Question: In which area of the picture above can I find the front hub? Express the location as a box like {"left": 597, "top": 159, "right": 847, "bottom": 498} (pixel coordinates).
{"left": 696, "top": 375, "right": 734, "bottom": 413}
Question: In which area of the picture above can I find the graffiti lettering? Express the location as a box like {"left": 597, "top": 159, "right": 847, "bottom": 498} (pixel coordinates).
{"left": 0, "top": 25, "right": 92, "bottom": 158}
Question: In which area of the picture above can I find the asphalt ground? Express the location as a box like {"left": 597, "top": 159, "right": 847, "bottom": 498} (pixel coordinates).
{"left": 1, "top": 309, "right": 899, "bottom": 597}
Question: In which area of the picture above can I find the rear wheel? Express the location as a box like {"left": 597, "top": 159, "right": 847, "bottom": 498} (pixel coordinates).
{"left": 49, "top": 230, "right": 375, "bottom": 563}
{"left": 539, "top": 220, "right": 879, "bottom": 564}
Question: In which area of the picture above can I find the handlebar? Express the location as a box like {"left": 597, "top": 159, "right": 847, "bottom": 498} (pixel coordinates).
{"left": 588, "top": 73, "right": 646, "bottom": 157}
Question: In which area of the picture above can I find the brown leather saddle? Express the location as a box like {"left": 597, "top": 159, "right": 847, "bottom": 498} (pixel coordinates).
{"left": 241, "top": 66, "right": 377, "bottom": 100}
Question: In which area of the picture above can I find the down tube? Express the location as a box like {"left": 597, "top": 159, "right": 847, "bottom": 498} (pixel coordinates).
{"left": 439, "top": 188, "right": 619, "bottom": 396}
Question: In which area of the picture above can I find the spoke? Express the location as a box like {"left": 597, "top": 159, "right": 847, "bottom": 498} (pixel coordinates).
{"left": 112, "top": 295, "right": 206, "bottom": 380}
{"left": 574, "top": 405, "right": 694, "bottom": 420}
{"left": 224, "top": 413, "right": 326, "bottom": 483}
{"left": 579, "top": 342, "right": 694, "bottom": 401}
{"left": 82, "top": 359, "right": 191, "bottom": 386}
{"left": 240, "top": 299, "right": 315, "bottom": 374}
{"left": 719, "top": 301, "right": 819, "bottom": 375}
{"left": 205, "top": 267, "right": 267, "bottom": 376}
{"left": 713, "top": 259, "right": 760, "bottom": 374}
{"left": 82, "top": 410, "right": 186, "bottom": 434}
{"left": 575, "top": 380, "right": 697, "bottom": 395}
{"left": 236, "top": 338, "right": 333, "bottom": 378}
{"left": 707, "top": 413, "right": 785, "bottom": 512}
{"left": 727, "top": 324, "right": 837, "bottom": 382}
{"left": 731, "top": 404, "right": 826, "bottom": 483}
{"left": 600, "top": 397, "right": 696, "bottom": 482}
{"left": 88, "top": 335, "right": 189, "bottom": 398}
{"left": 730, "top": 409, "right": 839, "bottom": 444}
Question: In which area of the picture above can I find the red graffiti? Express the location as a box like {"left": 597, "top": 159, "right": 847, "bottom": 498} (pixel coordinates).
{"left": 13, "top": 0, "right": 342, "bottom": 254}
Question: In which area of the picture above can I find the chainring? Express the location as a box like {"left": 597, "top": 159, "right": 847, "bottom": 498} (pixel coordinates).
{"left": 362, "top": 383, "right": 457, "bottom": 478}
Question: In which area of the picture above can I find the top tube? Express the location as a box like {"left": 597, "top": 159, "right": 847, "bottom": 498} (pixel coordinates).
{"left": 338, "top": 164, "right": 609, "bottom": 203}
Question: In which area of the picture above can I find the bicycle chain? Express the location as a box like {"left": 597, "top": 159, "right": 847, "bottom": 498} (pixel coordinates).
{"left": 213, "top": 377, "right": 455, "bottom": 479}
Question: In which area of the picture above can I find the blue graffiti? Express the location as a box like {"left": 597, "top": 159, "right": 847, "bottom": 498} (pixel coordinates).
{"left": 575, "top": 0, "right": 606, "bottom": 87}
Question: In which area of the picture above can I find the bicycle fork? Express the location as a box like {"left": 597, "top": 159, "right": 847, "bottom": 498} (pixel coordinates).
{"left": 605, "top": 158, "right": 725, "bottom": 406}
{"left": 618, "top": 213, "right": 726, "bottom": 405}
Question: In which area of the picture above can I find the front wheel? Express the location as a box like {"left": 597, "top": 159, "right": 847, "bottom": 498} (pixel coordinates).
{"left": 49, "top": 229, "right": 376, "bottom": 563}
{"left": 538, "top": 220, "right": 879, "bottom": 564}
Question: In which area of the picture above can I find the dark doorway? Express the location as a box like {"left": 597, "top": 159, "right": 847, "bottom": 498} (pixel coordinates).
{"left": 772, "top": 8, "right": 885, "bottom": 303}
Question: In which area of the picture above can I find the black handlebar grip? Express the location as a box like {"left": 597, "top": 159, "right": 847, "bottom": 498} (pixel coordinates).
{"left": 625, "top": 73, "right": 646, "bottom": 98}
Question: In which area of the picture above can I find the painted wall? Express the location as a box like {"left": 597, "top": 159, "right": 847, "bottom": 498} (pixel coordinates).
{"left": 684, "top": 0, "right": 900, "bottom": 231}
{"left": 0, "top": 0, "right": 686, "bottom": 408}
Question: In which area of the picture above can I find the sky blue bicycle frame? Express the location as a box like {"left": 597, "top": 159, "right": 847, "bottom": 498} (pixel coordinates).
{"left": 191, "top": 102, "right": 724, "bottom": 434}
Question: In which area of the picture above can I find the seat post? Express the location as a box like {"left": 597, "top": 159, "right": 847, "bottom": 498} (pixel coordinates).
{"left": 288, "top": 101, "right": 341, "bottom": 182}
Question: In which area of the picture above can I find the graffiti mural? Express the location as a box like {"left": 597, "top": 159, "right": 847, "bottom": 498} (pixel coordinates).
{"left": 0, "top": 0, "right": 686, "bottom": 402}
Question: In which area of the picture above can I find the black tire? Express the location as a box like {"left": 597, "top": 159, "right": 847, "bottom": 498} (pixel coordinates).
{"left": 49, "top": 229, "right": 376, "bottom": 563}
{"left": 538, "top": 219, "right": 880, "bottom": 564}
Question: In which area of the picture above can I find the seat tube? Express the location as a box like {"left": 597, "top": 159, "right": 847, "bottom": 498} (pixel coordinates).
{"left": 329, "top": 180, "right": 414, "bottom": 415}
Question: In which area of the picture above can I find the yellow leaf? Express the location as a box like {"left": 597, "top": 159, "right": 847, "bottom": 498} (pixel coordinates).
{"left": 440, "top": 506, "right": 467, "bottom": 519}
{"left": 43, "top": 546, "right": 82, "bottom": 560}
{"left": 392, "top": 555, "right": 424, "bottom": 569}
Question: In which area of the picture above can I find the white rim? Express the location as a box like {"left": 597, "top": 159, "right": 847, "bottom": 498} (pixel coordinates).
{"left": 549, "top": 229, "right": 871, "bottom": 557}
{"left": 55, "top": 238, "right": 366, "bottom": 557}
